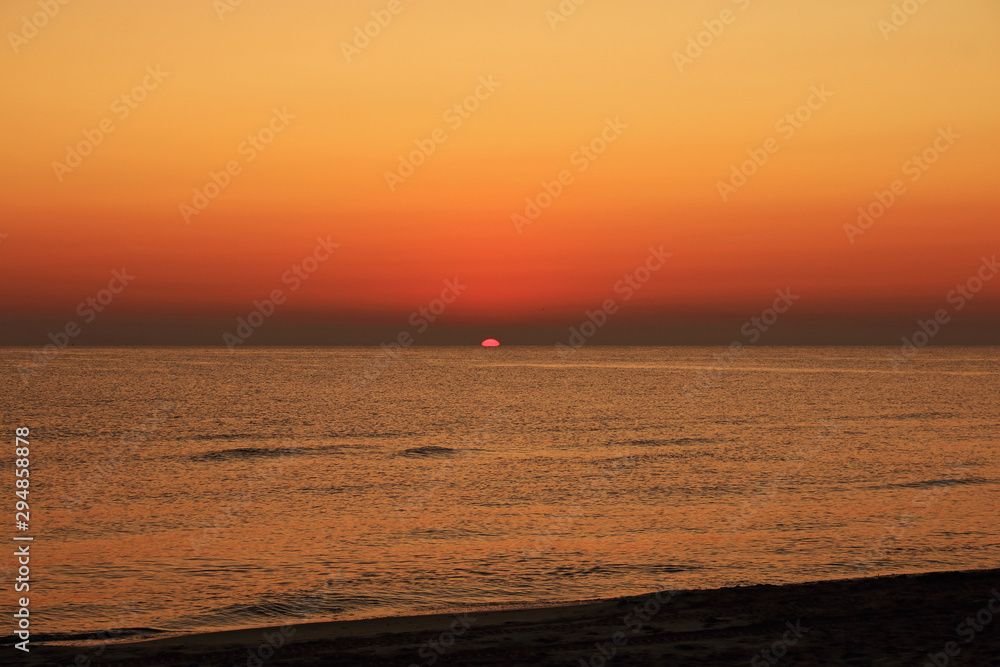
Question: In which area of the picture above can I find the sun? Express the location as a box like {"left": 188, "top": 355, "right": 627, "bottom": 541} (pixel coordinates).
{"left": 481, "top": 339, "right": 500, "bottom": 347}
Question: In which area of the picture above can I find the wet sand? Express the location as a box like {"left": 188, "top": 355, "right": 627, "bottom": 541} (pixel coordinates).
{"left": 22, "top": 568, "right": 1000, "bottom": 666}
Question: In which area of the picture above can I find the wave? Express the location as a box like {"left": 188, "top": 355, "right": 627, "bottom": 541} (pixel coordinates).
{"left": 629, "top": 437, "right": 716, "bottom": 446}
{"left": 547, "top": 565, "right": 607, "bottom": 577}
{"left": 190, "top": 444, "right": 347, "bottom": 462}
{"left": 193, "top": 598, "right": 345, "bottom": 622}
{"left": 191, "top": 446, "right": 307, "bottom": 462}
{"left": 17, "top": 627, "right": 167, "bottom": 645}
{"left": 163, "top": 590, "right": 380, "bottom": 630}
{"left": 541, "top": 563, "right": 694, "bottom": 578}
{"left": 600, "top": 450, "right": 711, "bottom": 465}
{"left": 396, "top": 446, "right": 461, "bottom": 458}
{"left": 869, "top": 477, "right": 992, "bottom": 490}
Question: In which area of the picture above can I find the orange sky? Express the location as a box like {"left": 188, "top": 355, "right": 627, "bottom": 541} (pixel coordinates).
{"left": 1, "top": 0, "right": 998, "bottom": 342}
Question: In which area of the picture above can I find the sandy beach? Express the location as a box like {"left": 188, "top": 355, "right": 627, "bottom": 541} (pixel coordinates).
{"left": 20, "top": 568, "right": 999, "bottom": 666}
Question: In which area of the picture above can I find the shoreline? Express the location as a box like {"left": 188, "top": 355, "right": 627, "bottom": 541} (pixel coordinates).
{"left": 15, "top": 567, "right": 1000, "bottom": 665}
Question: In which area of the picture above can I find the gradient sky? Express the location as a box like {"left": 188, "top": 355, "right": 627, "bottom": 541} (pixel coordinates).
{"left": 1, "top": 0, "right": 998, "bottom": 344}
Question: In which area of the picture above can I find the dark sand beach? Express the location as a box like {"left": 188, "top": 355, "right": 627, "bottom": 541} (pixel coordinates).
{"left": 24, "top": 569, "right": 1000, "bottom": 666}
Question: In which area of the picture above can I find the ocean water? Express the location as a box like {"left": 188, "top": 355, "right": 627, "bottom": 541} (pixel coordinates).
{"left": 1, "top": 346, "right": 998, "bottom": 642}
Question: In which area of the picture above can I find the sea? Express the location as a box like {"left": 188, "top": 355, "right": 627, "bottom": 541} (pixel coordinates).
{"left": 1, "top": 346, "right": 997, "bottom": 643}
